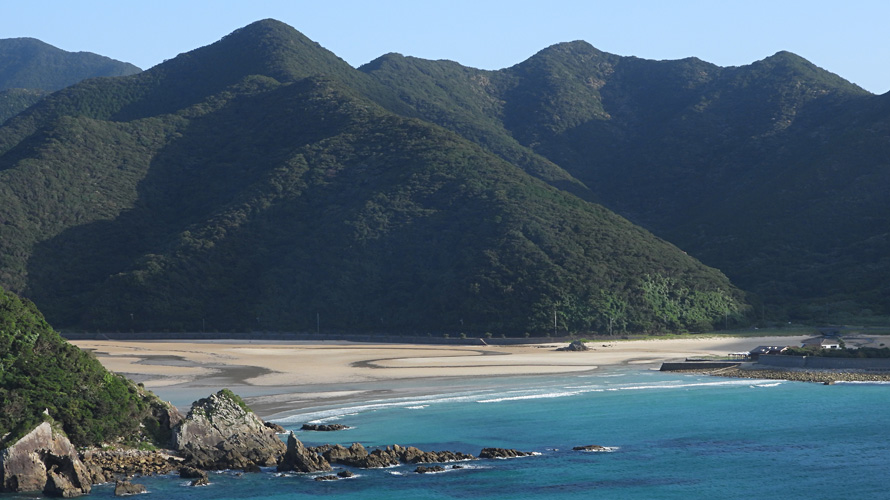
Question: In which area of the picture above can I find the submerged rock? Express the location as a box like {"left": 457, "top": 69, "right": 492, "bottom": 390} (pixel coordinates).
{"left": 572, "top": 444, "right": 611, "bottom": 452}
{"left": 0, "top": 421, "right": 91, "bottom": 497}
{"left": 479, "top": 448, "right": 535, "bottom": 459}
{"left": 172, "top": 389, "right": 286, "bottom": 470}
{"left": 301, "top": 423, "right": 350, "bottom": 431}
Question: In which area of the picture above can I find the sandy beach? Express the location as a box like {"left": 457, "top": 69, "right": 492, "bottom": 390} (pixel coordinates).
{"left": 75, "top": 334, "right": 887, "bottom": 417}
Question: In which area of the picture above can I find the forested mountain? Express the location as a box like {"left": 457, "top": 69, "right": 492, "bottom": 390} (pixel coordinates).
{"left": 0, "top": 20, "right": 745, "bottom": 335}
{"left": 0, "top": 37, "right": 141, "bottom": 123}
{"left": 358, "top": 41, "right": 889, "bottom": 324}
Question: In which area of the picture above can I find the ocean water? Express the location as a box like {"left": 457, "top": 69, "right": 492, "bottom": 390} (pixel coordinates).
{"left": 19, "top": 370, "right": 890, "bottom": 499}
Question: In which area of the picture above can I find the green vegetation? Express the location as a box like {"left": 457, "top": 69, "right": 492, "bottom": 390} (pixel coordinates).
{"left": 0, "top": 287, "right": 166, "bottom": 447}
{"left": 782, "top": 346, "right": 890, "bottom": 358}
{"left": 0, "top": 88, "right": 46, "bottom": 123}
{"left": 219, "top": 388, "right": 252, "bottom": 413}
{"left": 357, "top": 39, "right": 887, "bottom": 325}
{"left": 5, "top": 19, "right": 886, "bottom": 334}
{"left": 0, "top": 20, "right": 746, "bottom": 336}
{"left": 0, "top": 37, "right": 141, "bottom": 92}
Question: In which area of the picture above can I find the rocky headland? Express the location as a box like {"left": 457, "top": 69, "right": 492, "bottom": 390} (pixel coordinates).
{"left": 2, "top": 388, "right": 546, "bottom": 494}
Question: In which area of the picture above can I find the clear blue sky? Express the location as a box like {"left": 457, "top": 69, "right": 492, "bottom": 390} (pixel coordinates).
{"left": 2, "top": 0, "right": 888, "bottom": 94}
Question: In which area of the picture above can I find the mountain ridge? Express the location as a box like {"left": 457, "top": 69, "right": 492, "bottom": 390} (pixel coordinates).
{"left": 2, "top": 19, "right": 885, "bottom": 331}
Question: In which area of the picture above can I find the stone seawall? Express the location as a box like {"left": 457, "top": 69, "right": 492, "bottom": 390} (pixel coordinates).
{"left": 758, "top": 355, "right": 890, "bottom": 371}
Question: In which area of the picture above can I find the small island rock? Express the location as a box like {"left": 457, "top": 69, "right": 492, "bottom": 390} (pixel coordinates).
{"left": 173, "top": 389, "right": 286, "bottom": 470}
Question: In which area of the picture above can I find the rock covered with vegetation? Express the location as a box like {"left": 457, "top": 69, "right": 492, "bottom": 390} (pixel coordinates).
{"left": 173, "top": 389, "right": 286, "bottom": 470}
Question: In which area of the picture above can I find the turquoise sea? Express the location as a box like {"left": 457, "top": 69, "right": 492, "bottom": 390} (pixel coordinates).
{"left": 13, "top": 369, "right": 890, "bottom": 499}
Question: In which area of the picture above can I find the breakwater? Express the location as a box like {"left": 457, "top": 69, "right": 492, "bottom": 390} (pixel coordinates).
{"left": 718, "top": 367, "right": 890, "bottom": 383}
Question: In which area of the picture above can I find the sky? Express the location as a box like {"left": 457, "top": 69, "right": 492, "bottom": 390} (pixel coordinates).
{"left": 2, "top": 0, "right": 888, "bottom": 94}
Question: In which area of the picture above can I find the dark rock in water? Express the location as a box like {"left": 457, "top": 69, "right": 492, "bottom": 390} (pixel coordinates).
{"left": 572, "top": 444, "right": 610, "bottom": 452}
{"left": 242, "top": 463, "right": 261, "bottom": 473}
{"left": 190, "top": 476, "right": 210, "bottom": 487}
{"left": 264, "top": 422, "right": 287, "bottom": 434}
{"left": 114, "top": 480, "right": 146, "bottom": 496}
{"left": 415, "top": 465, "right": 446, "bottom": 474}
{"left": 277, "top": 432, "right": 332, "bottom": 473}
{"left": 301, "top": 423, "right": 350, "bottom": 431}
{"left": 479, "top": 447, "right": 535, "bottom": 459}
{"left": 396, "top": 444, "right": 475, "bottom": 464}
{"left": 322, "top": 442, "right": 474, "bottom": 468}
{"left": 337, "top": 470, "right": 354, "bottom": 478}
{"left": 0, "top": 421, "right": 91, "bottom": 497}
{"left": 172, "top": 390, "right": 286, "bottom": 470}
{"left": 557, "top": 340, "right": 589, "bottom": 351}
{"left": 179, "top": 466, "right": 208, "bottom": 479}
{"left": 314, "top": 475, "right": 339, "bottom": 481}
{"left": 451, "top": 465, "right": 464, "bottom": 469}
{"left": 321, "top": 443, "right": 367, "bottom": 465}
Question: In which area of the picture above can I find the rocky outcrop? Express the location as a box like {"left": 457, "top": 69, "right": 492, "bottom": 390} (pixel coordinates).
{"left": 319, "top": 442, "right": 474, "bottom": 469}
{"left": 172, "top": 390, "right": 286, "bottom": 470}
{"left": 114, "top": 480, "right": 146, "bottom": 496}
{"left": 301, "top": 423, "right": 350, "bottom": 431}
{"left": 479, "top": 447, "right": 535, "bottom": 459}
{"left": 179, "top": 466, "right": 209, "bottom": 486}
{"left": 277, "top": 432, "right": 332, "bottom": 473}
{"left": 557, "top": 340, "right": 589, "bottom": 351}
{"left": 415, "top": 465, "right": 446, "bottom": 474}
{"left": 0, "top": 421, "right": 91, "bottom": 497}
{"left": 81, "top": 449, "right": 181, "bottom": 482}
{"left": 264, "top": 422, "right": 286, "bottom": 434}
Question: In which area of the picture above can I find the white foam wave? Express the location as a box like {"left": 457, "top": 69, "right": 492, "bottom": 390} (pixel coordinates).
{"left": 478, "top": 391, "right": 582, "bottom": 403}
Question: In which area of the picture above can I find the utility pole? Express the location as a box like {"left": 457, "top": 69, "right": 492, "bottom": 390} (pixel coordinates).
{"left": 553, "top": 308, "right": 557, "bottom": 337}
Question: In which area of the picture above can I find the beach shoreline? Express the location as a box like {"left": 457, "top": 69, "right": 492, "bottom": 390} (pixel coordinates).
{"left": 73, "top": 334, "right": 888, "bottom": 417}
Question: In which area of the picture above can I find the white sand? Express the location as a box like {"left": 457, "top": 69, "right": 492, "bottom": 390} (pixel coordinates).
{"left": 73, "top": 335, "right": 887, "bottom": 416}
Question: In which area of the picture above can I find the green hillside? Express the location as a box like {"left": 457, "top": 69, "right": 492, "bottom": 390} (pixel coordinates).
{"left": 0, "top": 37, "right": 141, "bottom": 92}
{"left": 358, "top": 41, "right": 888, "bottom": 324}
{"left": 0, "top": 20, "right": 746, "bottom": 335}
{"left": 0, "top": 287, "right": 165, "bottom": 447}
{"left": 0, "top": 37, "right": 142, "bottom": 123}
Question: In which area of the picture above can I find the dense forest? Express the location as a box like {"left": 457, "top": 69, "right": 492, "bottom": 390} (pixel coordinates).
{"left": 0, "top": 19, "right": 886, "bottom": 335}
